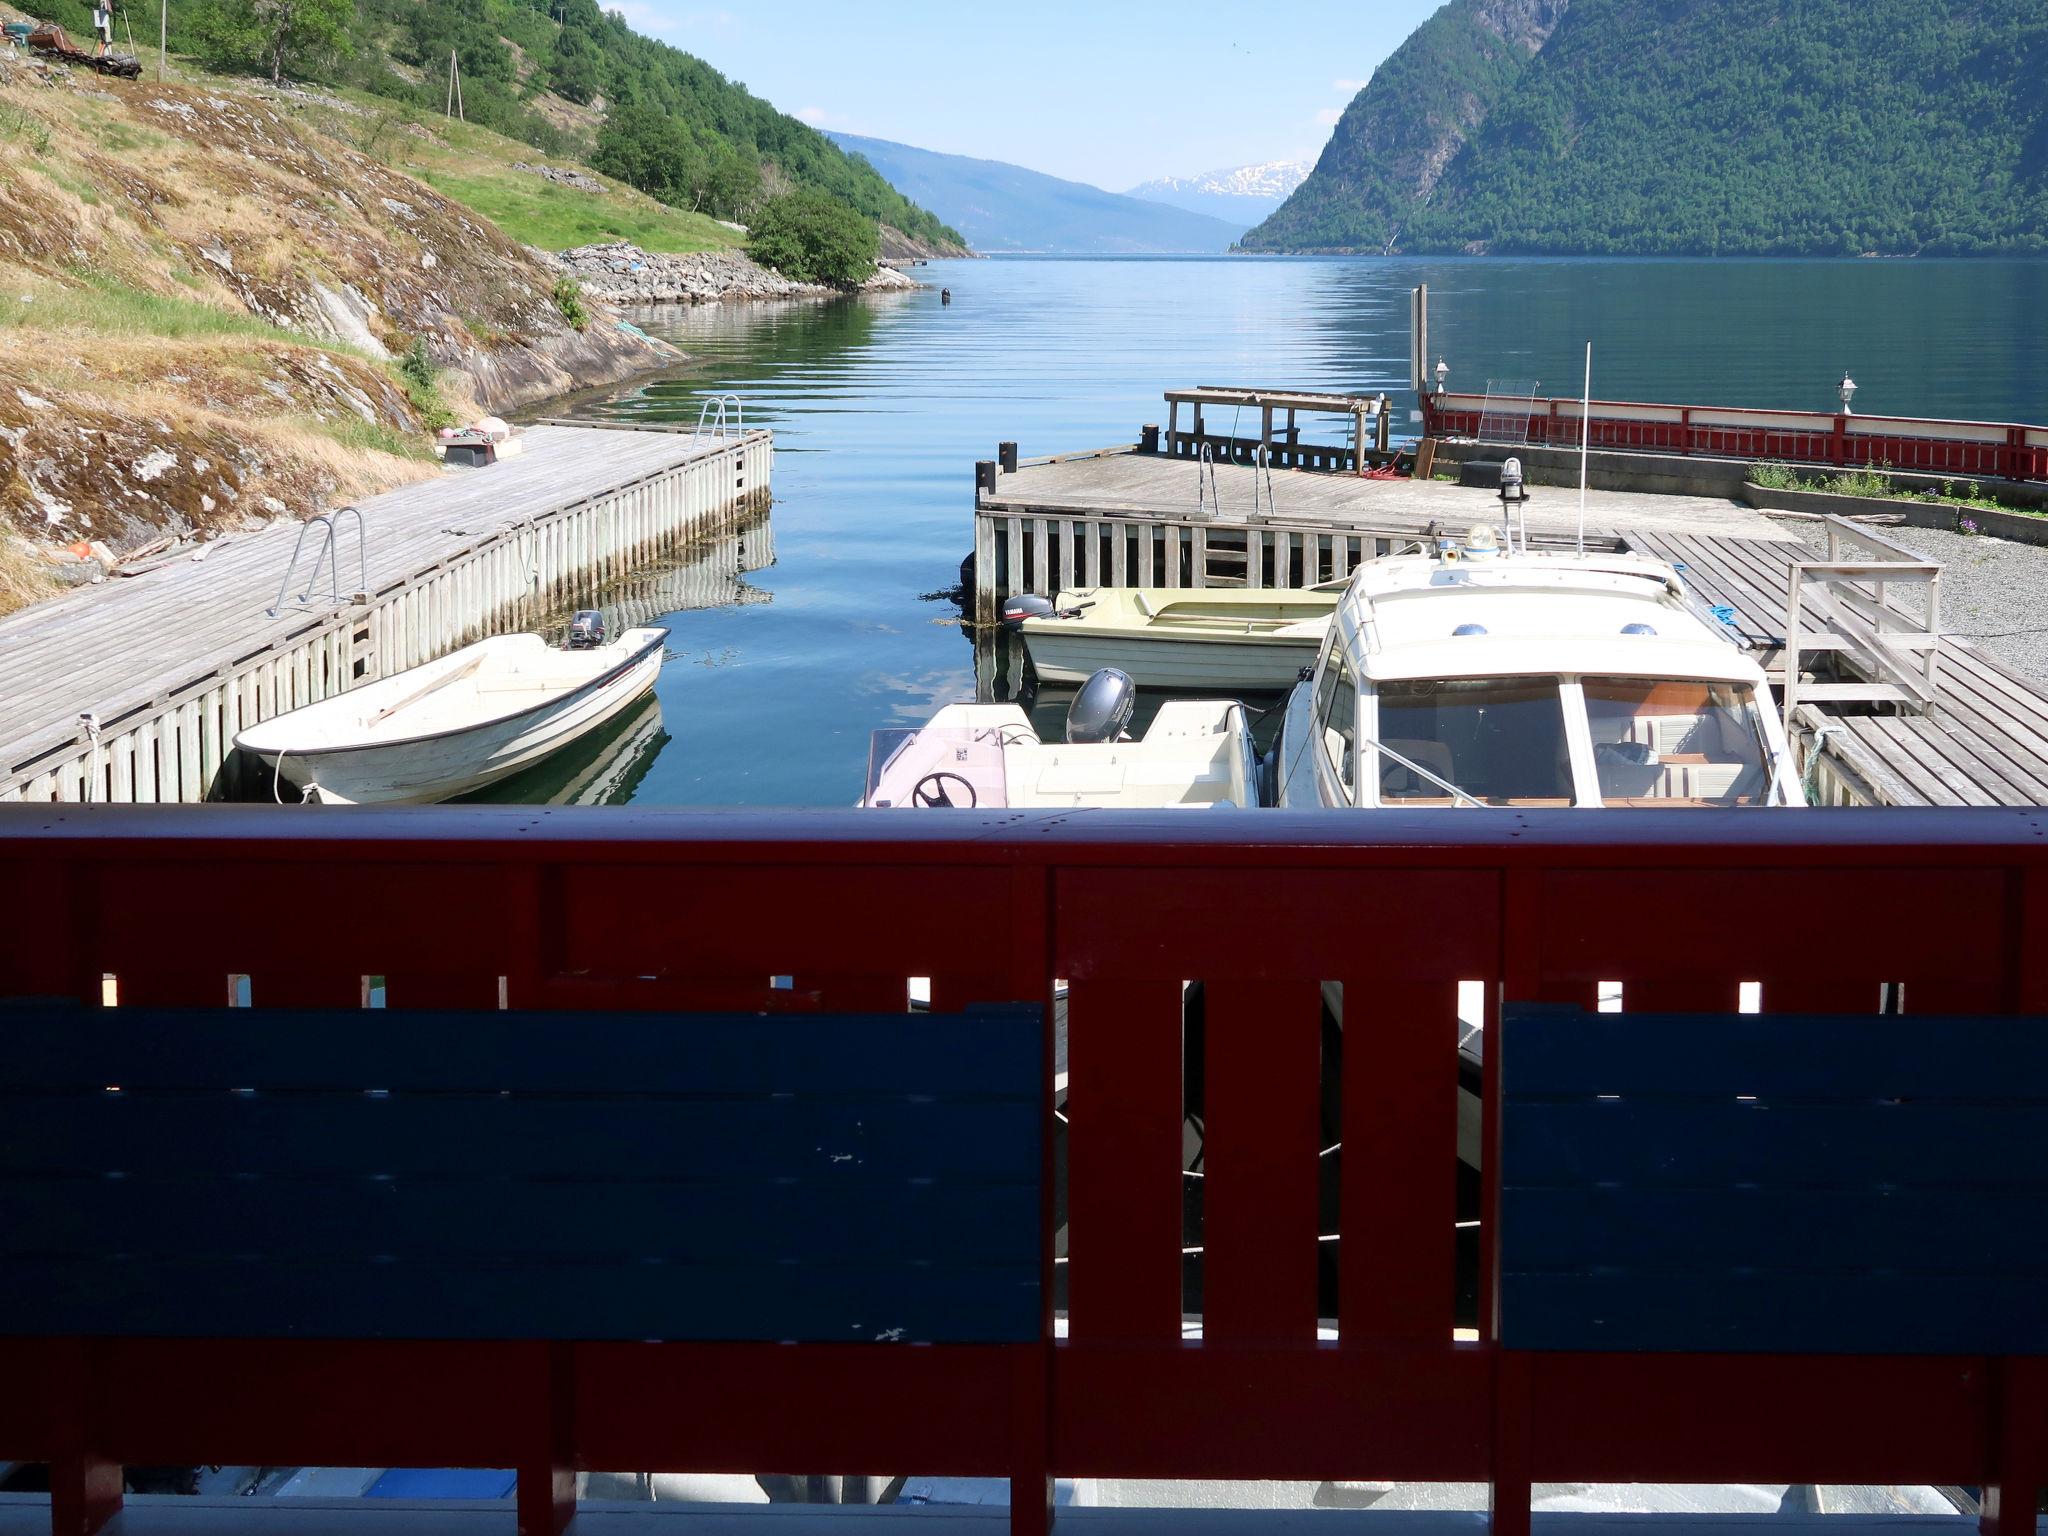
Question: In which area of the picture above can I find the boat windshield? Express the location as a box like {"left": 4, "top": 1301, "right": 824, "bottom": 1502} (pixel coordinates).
{"left": 1375, "top": 677, "right": 1574, "bottom": 806}
{"left": 1583, "top": 677, "right": 1774, "bottom": 806}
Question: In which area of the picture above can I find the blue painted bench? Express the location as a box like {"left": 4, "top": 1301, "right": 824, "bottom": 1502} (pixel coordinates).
{"left": 0, "top": 999, "right": 1048, "bottom": 1532}
{"left": 1497, "top": 1003, "right": 2046, "bottom": 1536}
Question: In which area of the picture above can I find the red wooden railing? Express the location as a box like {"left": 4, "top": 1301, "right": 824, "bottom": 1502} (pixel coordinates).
{"left": 2, "top": 806, "right": 2047, "bottom": 1536}
{"left": 1422, "top": 392, "right": 2048, "bottom": 483}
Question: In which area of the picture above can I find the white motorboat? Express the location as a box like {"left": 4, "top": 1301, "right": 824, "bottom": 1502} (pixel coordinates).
{"left": 235, "top": 616, "right": 668, "bottom": 805}
{"left": 1271, "top": 526, "right": 1801, "bottom": 1168}
{"left": 1275, "top": 529, "right": 1799, "bottom": 812}
{"left": 1010, "top": 585, "right": 1337, "bottom": 690}
{"left": 863, "top": 668, "right": 1258, "bottom": 810}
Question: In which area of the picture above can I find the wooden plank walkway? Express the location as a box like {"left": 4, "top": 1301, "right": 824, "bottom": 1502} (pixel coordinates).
{"left": 0, "top": 425, "right": 767, "bottom": 799}
{"left": 1621, "top": 525, "right": 2048, "bottom": 808}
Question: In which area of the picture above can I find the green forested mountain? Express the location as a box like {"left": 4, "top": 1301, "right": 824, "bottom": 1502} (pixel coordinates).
{"left": 1244, "top": 0, "right": 2048, "bottom": 256}
{"left": 76, "top": 0, "right": 962, "bottom": 250}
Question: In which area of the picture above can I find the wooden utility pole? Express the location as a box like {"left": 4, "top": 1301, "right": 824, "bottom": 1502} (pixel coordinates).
{"left": 446, "top": 49, "right": 464, "bottom": 121}
{"left": 157, "top": 0, "right": 165, "bottom": 80}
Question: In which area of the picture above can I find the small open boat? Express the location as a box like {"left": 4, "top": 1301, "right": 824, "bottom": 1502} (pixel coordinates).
{"left": 235, "top": 619, "right": 668, "bottom": 804}
{"left": 1014, "top": 586, "right": 1337, "bottom": 690}
{"left": 863, "top": 668, "right": 1258, "bottom": 810}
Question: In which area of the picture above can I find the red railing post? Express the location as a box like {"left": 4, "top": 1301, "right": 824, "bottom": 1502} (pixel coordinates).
{"left": 1832, "top": 414, "right": 1848, "bottom": 466}
{"left": 516, "top": 1341, "right": 575, "bottom": 1536}
{"left": 1489, "top": 1349, "right": 1533, "bottom": 1536}
{"left": 1981, "top": 1357, "right": 2047, "bottom": 1536}
{"left": 48, "top": 1340, "right": 120, "bottom": 1536}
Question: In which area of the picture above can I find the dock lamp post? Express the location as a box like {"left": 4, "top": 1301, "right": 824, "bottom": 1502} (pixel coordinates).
{"left": 1839, "top": 373, "right": 1857, "bottom": 416}
{"left": 1434, "top": 359, "right": 1449, "bottom": 399}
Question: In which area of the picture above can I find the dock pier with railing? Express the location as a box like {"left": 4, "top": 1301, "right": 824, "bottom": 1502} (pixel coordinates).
{"left": 0, "top": 421, "right": 771, "bottom": 805}
{"left": 974, "top": 385, "right": 2048, "bottom": 811}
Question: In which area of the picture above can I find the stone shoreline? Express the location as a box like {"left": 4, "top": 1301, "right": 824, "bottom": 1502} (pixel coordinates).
{"left": 549, "top": 241, "right": 919, "bottom": 306}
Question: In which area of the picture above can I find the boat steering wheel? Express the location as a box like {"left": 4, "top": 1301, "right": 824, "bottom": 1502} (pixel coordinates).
{"left": 910, "top": 771, "right": 977, "bottom": 808}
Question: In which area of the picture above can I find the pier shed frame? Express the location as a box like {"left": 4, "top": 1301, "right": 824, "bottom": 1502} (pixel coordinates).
{"left": 1163, "top": 386, "right": 1392, "bottom": 473}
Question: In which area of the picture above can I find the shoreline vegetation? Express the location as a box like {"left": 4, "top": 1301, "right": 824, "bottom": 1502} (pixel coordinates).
{"left": 1748, "top": 462, "right": 2040, "bottom": 521}
{"left": 0, "top": 39, "right": 924, "bottom": 619}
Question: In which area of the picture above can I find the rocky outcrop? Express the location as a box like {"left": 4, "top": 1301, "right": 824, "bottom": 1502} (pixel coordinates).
{"left": 512, "top": 161, "right": 605, "bottom": 193}
{"left": 551, "top": 242, "right": 918, "bottom": 305}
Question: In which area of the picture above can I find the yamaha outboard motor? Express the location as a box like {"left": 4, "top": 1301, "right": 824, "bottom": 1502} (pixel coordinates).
{"left": 1000, "top": 593, "right": 1055, "bottom": 629}
{"left": 1066, "top": 667, "right": 1136, "bottom": 744}
{"left": 566, "top": 609, "right": 606, "bottom": 650}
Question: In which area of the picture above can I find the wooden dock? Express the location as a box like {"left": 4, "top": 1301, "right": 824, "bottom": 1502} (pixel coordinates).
{"left": 0, "top": 423, "right": 772, "bottom": 804}
{"left": 971, "top": 443, "right": 1793, "bottom": 624}
{"left": 978, "top": 392, "right": 2048, "bottom": 811}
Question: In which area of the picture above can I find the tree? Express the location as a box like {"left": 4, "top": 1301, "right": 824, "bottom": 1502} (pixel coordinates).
{"left": 745, "top": 189, "right": 878, "bottom": 285}
{"left": 193, "top": 0, "right": 354, "bottom": 82}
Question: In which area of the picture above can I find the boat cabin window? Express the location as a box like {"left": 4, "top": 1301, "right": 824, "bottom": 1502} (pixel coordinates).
{"left": 1317, "top": 653, "right": 1359, "bottom": 796}
{"left": 1375, "top": 677, "right": 1573, "bottom": 806}
{"left": 1582, "top": 677, "right": 1774, "bottom": 806}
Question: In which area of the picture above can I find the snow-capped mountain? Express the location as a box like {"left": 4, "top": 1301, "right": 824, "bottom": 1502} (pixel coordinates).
{"left": 1124, "top": 161, "right": 1313, "bottom": 229}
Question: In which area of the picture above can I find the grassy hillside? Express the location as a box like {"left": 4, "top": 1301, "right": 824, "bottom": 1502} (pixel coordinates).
{"left": 47, "top": 0, "right": 965, "bottom": 253}
{"left": 0, "top": 56, "right": 676, "bottom": 613}
{"left": 1245, "top": 0, "right": 2048, "bottom": 256}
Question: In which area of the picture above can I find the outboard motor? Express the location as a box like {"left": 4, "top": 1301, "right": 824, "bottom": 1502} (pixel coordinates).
{"left": 1000, "top": 593, "right": 1056, "bottom": 629}
{"left": 1066, "top": 667, "right": 1136, "bottom": 745}
{"left": 566, "top": 609, "right": 607, "bottom": 650}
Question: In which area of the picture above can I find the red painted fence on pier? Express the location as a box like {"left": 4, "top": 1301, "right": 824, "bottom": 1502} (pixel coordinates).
{"left": 1422, "top": 391, "right": 2048, "bottom": 482}
{"left": 2, "top": 806, "right": 2047, "bottom": 1536}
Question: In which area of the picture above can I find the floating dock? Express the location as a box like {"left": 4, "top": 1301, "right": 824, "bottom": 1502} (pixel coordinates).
{"left": 0, "top": 423, "right": 771, "bottom": 804}
{"left": 977, "top": 388, "right": 2048, "bottom": 811}
{"left": 971, "top": 441, "right": 1790, "bottom": 625}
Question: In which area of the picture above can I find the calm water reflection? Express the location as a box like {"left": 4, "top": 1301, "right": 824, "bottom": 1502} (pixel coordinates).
{"left": 555, "top": 255, "right": 2048, "bottom": 806}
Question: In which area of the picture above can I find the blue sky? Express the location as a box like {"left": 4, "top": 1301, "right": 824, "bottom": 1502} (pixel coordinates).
{"left": 612, "top": 1, "right": 1443, "bottom": 190}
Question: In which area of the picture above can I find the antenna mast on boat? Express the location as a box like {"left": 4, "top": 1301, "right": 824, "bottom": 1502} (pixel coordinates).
{"left": 1577, "top": 342, "right": 1592, "bottom": 555}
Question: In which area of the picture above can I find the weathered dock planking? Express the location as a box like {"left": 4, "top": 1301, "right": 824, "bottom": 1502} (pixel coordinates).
{"left": 0, "top": 424, "right": 772, "bottom": 804}
{"left": 971, "top": 442, "right": 1791, "bottom": 624}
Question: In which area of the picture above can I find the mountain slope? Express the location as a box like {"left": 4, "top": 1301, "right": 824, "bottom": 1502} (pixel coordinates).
{"left": 827, "top": 133, "right": 1243, "bottom": 254}
{"left": 1243, "top": 0, "right": 1565, "bottom": 253}
{"left": 1126, "top": 161, "right": 1310, "bottom": 229}
{"left": 1244, "top": 0, "right": 2048, "bottom": 256}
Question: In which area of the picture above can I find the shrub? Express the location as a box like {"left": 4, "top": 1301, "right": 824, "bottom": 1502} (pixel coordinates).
{"left": 745, "top": 189, "right": 878, "bottom": 286}
{"left": 551, "top": 277, "right": 589, "bottom": 332}
{"left": 393, "top": 338, "right": 453, "bottom": 431}
{"left": 1747, "top": 460, "right": 1802, "bottom": 490}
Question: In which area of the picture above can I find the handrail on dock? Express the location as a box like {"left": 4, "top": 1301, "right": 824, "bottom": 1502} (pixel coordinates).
{"left": 3, "top": 807, "right": 2045, "bottom": 1536}
{"left": 694, "top": 393, "right": 746, "bottom": 439}
{"left": 1782, "top": 514, "right": 1943, "bottom": 730}
{"left": 266, "top": 505, "right": 367, "bottom": 618}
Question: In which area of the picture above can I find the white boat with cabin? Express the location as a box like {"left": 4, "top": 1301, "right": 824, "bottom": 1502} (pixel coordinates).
{"left": 235, "top": 616, "right": 668, "bottom": 805}
{"left": 1272, "top": 528, "right": 1800, "bottom": 1167}
{"left": 1012, "top": 586, "right": 1337, "bottom": 691}
{"left": 864, "top": 669, "right": 1258, "bottom": 811}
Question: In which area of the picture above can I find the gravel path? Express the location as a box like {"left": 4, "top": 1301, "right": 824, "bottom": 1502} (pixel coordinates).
{"left": 1790, "top": 519, "right": 2048, "bottom": 687}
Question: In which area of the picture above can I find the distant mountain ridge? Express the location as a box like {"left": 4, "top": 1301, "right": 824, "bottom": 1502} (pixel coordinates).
{"left": 1244, "top": 0, "right": 2048, "bottom": 256}
{"left": 1126, "top": 161, "right": 1311, "bottom": 226}
{"left": 826, "top": 133, "right": 1245, "bottom": 254}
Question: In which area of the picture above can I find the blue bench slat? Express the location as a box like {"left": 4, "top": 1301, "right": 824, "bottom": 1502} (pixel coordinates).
{"left": 1503, "top": 1006, "right": 2048, "bottom": 1101}
{"left": 0, "top": 1177, "right": 1041, "bottom": 1266}
{"left": 0, "top": 1255, "right": 1044, "bottom": 1343}
{"left": 1503, "top": 1268, "right": 2048, "bottom": 1355}
{"left": 0, "top": 1004, "right": 1038, "bottom": 1096}
{"left": 0, "top": 1095, "right": 1039, "bottom": 1182}
{"left": 1501, "top": 1004, "right": 2048, "bottom": 1355}
{"left": 1506, "top": 1100, "right": 2047, "bottom": 1188}
{"left": 0, "top": 1001, "right": 1045, "bottom": 1344}
{"left": 1505, "top": 1186, "right": 2048, "bottom": 1273}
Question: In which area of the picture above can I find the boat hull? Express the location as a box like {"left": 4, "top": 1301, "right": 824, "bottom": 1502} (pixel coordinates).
{"left": 243, "top": 640, "right": 665, "bottom": 805}
{"left": 1022, "top": 628, "right": 1318, "bottom": 690}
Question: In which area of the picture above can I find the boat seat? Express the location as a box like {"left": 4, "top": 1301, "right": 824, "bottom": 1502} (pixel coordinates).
{"left": 1380, "top": 739, "right": 1456, "bottom": 796}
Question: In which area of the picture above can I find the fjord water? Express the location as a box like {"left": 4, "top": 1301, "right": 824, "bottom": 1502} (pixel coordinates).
{"left": 555, "top": 255, "right": 2048, "bottom": 807}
